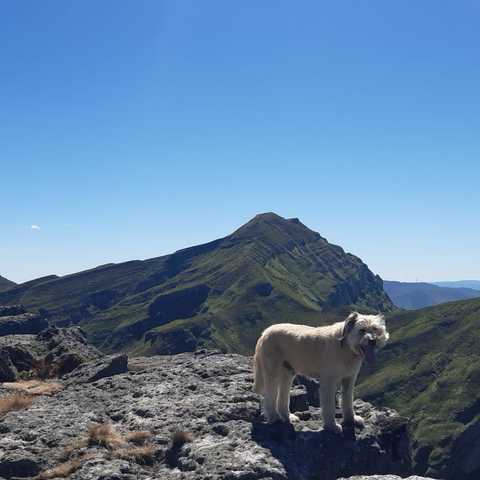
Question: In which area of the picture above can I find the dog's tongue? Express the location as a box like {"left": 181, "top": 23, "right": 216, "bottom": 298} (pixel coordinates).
{"left": 363, "top": 344, "right": 376, "bottom": 364}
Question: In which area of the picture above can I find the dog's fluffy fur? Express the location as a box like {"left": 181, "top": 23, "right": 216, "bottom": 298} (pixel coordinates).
{"left": 253, "top": 312, "right": 389, "bottom": 433}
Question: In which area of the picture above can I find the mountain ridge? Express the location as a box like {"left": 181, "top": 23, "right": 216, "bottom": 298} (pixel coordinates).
{"left": 433, "top": 280, "right": 480, "bottom": 291}
{"left": 0, "top": 213, "right": 393, "bottom": 355}
{"left": 0, "top": 275, "right": 16, "bottom": 293}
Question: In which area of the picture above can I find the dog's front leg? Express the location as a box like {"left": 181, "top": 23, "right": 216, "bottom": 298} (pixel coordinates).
{"left": 341, "top": 376, "right": 364, "bottom": 428}
{"left": 320, "top": 379, "right": 342, "bottom": 434}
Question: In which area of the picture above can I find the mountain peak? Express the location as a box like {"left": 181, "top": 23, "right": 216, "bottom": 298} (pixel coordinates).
{"left": 231, "top": 212, "right": 323, "bottom": 246}
{"left": 245, "top": 212, "right": 288, "bottom": 225}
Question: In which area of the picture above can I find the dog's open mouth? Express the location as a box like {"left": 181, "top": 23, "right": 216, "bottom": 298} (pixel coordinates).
{"left": 360, "top": 344, "right": 376, "bottom": 364}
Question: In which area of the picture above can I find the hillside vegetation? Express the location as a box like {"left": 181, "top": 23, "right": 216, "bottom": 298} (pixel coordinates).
{"left": 0, "top": 213, "right": 393, "bottom": 355}
{"left": 358, "top": 297, "right": 480, "bottom": 479}
{"left": 383, "top": 280, "right": 480, "bottom": 309}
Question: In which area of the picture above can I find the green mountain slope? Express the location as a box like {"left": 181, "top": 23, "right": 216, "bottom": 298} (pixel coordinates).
{"left": 0, "top": 213, "right": 393, "bottom": 355}
{"left": 384, "top": 280, "right": 480, "bottom": 309}
{"left": 358, "top": 297, "right": 480, "bottom": 480}
{"left": 0, "top": 275, "right": 16, "bottom": 292}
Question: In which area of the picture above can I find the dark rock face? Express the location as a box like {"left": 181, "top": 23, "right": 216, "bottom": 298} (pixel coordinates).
{"left": 1, "top": 351, "right": 417, "bottom": 480}
{"left": 64, "top": 353, "right": 129, "bottom": 384}
{"left": 447, "top": 418, "right": 480, "bottom": 480}
{"left": 37, "top": 325, "right": 102, "bottom": 376}
{"left": 0, "top": 305, "right": 26, "bottom": 317}
{"left": 0, "top": 306, "right": 48, "bottom": 336}
{"left": 0, "top": 349, "right": 18, "bottom": 382}
{"left": 0, "top": 454, "right": 41, "bottom": 479}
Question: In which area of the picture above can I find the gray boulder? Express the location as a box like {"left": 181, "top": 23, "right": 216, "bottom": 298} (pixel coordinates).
{"left": 64, "top": 353, "right": 129, "bottom": 384}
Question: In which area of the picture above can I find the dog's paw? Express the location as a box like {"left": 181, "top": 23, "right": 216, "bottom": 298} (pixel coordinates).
{"left": 343, "top": 414, "right": 365, "bottom": 429}
{"left": 289, "top": 413, "right": 300, "bottom": 423}
{"left": 353, "top": 414, "right": 365, "bottom": 428}
{"left": 264, "top": 414, "right": 279, "bottom": 424}
{"left": 324, "top": 422, "right": 343, "bottom": 434}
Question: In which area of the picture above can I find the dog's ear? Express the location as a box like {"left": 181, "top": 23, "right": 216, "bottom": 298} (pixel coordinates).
{"left": 340, "top": 312, "right": 358, "bottom": 347}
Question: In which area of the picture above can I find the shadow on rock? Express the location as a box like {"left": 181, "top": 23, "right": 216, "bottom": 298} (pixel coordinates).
{"left": 251, "top": 403, "right": 412, "bottom": 480}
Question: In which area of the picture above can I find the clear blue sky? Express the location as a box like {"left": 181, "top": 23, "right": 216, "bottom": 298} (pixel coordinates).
{"left": 1, "top": 1, "right": 479, "bottom": 283}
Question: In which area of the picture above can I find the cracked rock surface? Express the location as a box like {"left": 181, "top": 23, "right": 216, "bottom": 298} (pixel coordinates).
{"left": 0, "top": 349, "right": 421, "bottom": 480}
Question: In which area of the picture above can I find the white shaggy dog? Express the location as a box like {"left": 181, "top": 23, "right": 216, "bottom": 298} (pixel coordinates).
{"left": 253, "top": 312, "right": 389, "bottom": 433}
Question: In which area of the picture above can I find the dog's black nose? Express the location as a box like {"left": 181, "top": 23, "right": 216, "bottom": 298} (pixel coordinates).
{"left": 368, "top": 338, "right": 376, "bottom": 346}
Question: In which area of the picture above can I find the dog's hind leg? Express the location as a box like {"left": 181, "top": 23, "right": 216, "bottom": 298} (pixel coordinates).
{"left": 261, "top": 362, "right": 282, "bottom": 424}
{"left": 253, "top": 353, "right": 265, "bottom": 394}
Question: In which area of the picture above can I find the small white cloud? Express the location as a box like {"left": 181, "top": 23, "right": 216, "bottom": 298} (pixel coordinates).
{"left": 30, "top": 225, "right": 41, "bottom": 230}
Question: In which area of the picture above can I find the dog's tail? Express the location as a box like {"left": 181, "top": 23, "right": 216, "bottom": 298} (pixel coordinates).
{"left": 252, "top": 341, "right": 265, "bottom": 394}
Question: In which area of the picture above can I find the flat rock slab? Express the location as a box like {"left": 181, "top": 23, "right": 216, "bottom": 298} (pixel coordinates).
{"left": 1, "top": 351, "right": 414, "bottom": 480}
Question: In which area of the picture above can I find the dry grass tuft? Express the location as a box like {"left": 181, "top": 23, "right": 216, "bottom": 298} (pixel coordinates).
{"left": 0, "top": 393, "right": 33, "bottom": 416}
{"left": 36, "top": 453, "right": 95, "bottom": 479}
{"left": 3, "top": 380, "right": 64, "bottom": 396}
{"left": 88, "top": 423, "right": 125, "bottom": 449}
{"left": 116, "top": 445, "right": 155, "bottom": 464}
{"left": 59, "top": 439, "right": 88, "bottom": 461}
{"left": 36, "top": 458, "right": 82, "bottom": 479}
{"left": 125, "top": 430, "right": 152, "bottom": 445}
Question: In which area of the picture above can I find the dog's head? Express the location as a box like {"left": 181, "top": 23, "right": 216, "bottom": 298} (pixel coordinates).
{"left": 340, "top": 312, "right": 389, "bottom": 364}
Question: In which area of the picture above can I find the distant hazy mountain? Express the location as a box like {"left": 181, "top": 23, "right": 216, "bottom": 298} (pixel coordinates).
{"left": 0, "top": 213, "right": 393, "bottom": 355}
{"left": 433, "top": 280, "right": 480, "bottom": 291}
{"left": 383, "top": 280, "right": 480, "bottom": 309}
{"left": 0, "top": 275, "right": 16, "bottom": 292}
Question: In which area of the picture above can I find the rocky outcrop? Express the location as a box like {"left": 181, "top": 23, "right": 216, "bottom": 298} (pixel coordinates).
{"left": 0, "top": 305, "right": 48, "bottom": 336}
{"left": 0, "top": 325, "right": 101, "bottom": 382}
{"left": 0, "top": 350, "right": 418, "bottom": 480}
{"left": 64, "top": 353, "right": 128, "bottom": 384}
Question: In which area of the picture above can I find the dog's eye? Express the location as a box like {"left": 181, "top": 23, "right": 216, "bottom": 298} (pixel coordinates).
{"left": 358, "top": 328, "right": 366, "bottom": 335}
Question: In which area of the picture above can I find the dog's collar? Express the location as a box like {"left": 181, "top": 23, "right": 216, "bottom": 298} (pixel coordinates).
{"left": 340, "top": 338, "right": 362, "bottom": 358}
